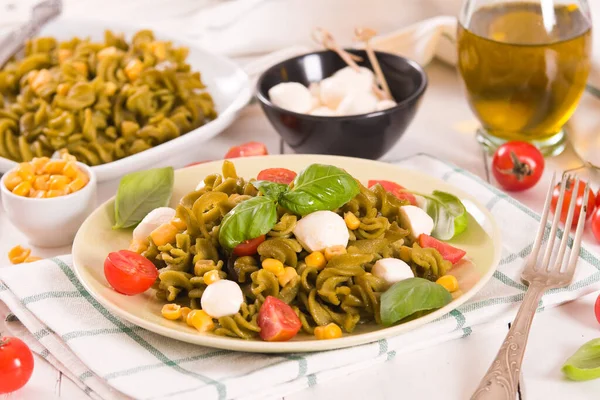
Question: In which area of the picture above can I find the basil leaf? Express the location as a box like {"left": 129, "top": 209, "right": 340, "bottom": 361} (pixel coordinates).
{"left": 252, "top": 180, "right": 289, "bottom": 201}
{"left": 218, "top": 196, "right": 278, "bottom": 249}
{"left": 113, "top": 167, "right": 174, "bottom": 229}
{"left": 562, "top": 339, "right": 600, "bottom": 381}
{"left": 279, "top": 164, "right": 360, "bottom": 216}
{"left": 380, "top": 277, "right": 452, "bottom": 325}
{"left": 420, "top": 190, "right": 468, "bottom": 240}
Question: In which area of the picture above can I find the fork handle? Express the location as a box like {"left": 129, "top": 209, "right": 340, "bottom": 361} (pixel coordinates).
{"left": 471, "top": 283, "right": 546, "bottom": 400}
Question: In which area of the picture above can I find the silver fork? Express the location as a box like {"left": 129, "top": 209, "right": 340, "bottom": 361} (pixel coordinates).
{"left": 471, "top": 174, "right": 590, "bottom": 400}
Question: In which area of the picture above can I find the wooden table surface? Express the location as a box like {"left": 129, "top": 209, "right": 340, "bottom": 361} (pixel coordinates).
{"left": 1, "top": 1, "right": 600, "bottom": 399}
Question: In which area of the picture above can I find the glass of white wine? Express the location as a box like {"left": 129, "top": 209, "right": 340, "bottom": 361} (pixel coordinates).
{"left": 457, "top": 0, "right": 593, "bottom": 156}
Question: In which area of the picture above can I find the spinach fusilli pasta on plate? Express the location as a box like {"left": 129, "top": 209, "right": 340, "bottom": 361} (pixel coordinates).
{"left": 123, "top": 161, "right": 469, "bottom": 341}
{"left": 0, "top": 30, "right": 216, "bottom": 165}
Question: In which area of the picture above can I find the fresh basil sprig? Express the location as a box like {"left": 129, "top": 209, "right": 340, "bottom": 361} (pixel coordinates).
{"left": 113, "top": 167, "right": 174, "bottom": 229}
{"left": 279, "top": 164, "right": 360, "bottom": 216}
{"left": 252, "top": 180, "right": 289, "bottom": 201}
{"left": 562, "top": 339, "right": 600, "bottom": 381}
{"left": 218, "top": 163, "right": 359, "bottom": 249}
{"left": 380, "top": 277, "right": 452, "bottom": 325}
{"left": 419, "top": 190, "right": 468, "bottom": 240}
{"left": 218, "top": 196, "right": 278, "bottom": 250}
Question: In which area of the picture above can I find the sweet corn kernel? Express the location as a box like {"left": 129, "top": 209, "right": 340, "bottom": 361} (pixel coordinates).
{"left": 31, "top": 157, "right": 50, "bottom": 173}
{"left": 42, "top": 159, "right": 67, "bottom": 174}
{"left": 16, "top": 162, "right": 35, "bottom": 182}
{"left": 180, "top": 307, "right": 192, "bottom": 321}
{"left": 171, "top": 217, "right": 187, "bottom": 231}
{"left": 62, "top": 162, "right": 80, "bottom": 179}
{"left": 8, "top": 245, "right": 31, "bottom": 264}
{"left": 150, "top": 42, "right": 167, "bottom": 60}
{"left": 186, "top": 310, "right": 197, "bottom": 326}
{"left": 125, "top": 59, "right": 143, "bottom": 81}
{"left": 128, "top": 239, "right": 148, "bottom": 254}
{"left": 161, "top": 304, "right": 182, "bottom": 320}
{"left": 436, "top": 275, "right": 459, "bottom": 293}
{"left": 24, "top": 256, "right": 42, "bottom": 263}
{"left": 72, "top": 61, "right": 88, "bottom": 76}
{"left": 96, "top": 46, "right": 119, "bottom": 61}
{"left": 262, "top": 258, "right": 285, "bottom": 276}
{"left": 56, "top": 82, "right": 71, "bottom": 96}
{"left": 68, "top": 176, "right": 88, "bottom": 193}
{"left": 278, "top": 267, "right": 298, "bottom": 287}
{"left": 305, "top": 251, "right": 326, "bottom": 270}
{"left": 104, "top": 81, "right": 117, "bottom": 96}
{"left": 27, "top": 70, "right": 38, "bottom": 85}
{"left": 32, "top": 174, "right": 50, "bottom": 190}
{"left": 150, "top": 223, "right": 178, "bottom": 246}
{"left": 188, "top": 309, "right": 215, "bottom": 333}
{"left": 4, "top": 171, "right": 22, "bottom": 191}
{"left": 31, "top": 190, "right": 46, "bottom": 198}
{"left": 59, "top": 151, "right": 77, "bottom": 162}
{"left": 58, "top": 49, "right": 72, "bottom": 63}
{"left": 344, "top": 212, "right": 360, "bottom": 230}
{"left": 46, "top": 189, "right": 66, "bottom": 198}
{"left": 31, "top": 69, "right": 53, "bottom": 95}
{"left": 314, "top": 323, "right": 343, "bottom": 340}
{"left": 49, "top": 175, "right": 71, "bottom": 191}
{"left": 203, "top": 270, "right": 221, "bottom": 285}
{"left": 324, "top": 245, "right": 347, "bottom": 261}
{"left": 12, "top": 181, "right": 32, "bottom": 197}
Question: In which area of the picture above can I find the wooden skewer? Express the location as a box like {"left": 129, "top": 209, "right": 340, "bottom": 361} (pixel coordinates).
{"left": 311, "top": 27, "right": 363, "bottom": 72}
{"left": 354, "top": 27, "right": 393, "bottom": 100}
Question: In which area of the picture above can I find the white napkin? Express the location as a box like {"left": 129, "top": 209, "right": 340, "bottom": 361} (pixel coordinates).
{"left": 2, "top": 154, "right": 600, "bottom": 400}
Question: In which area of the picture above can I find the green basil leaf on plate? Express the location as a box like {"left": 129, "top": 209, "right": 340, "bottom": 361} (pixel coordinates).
{"left": 562, "top": 339, "right": 600, "bottom": 381}
{"left": 380, "top": 277, "right": 452, "bottom": 325}
{"left": 252, "top": 180, "right": 289, "bottom": 201}
{"left": 420, "top": 190, "right": 468, "bottom": 240}
{"left": 279, "top": 164, "right": 360, "bottom": 216}
{"left": 113, "top": 167, "right": 174, "bottom": 229}
{"left": 218, "top": 196, "right": 278, "bottom": 249}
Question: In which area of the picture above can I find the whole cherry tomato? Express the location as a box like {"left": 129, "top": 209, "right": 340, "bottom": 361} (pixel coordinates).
{"left": 104, "top": 250, "right": 159, "bottom": 295}
{"left": 551, "top": 179, "right": 595, "bottom": 227}
{"left": 492, "top": 141, "right": 544, "bottom": 191}
{"left": 257, "top": 168, "right": 297, "bottom": 184}
{"left": 224, "top": 142, "right": 268, "bottom": 159}
{"left": 591, "top": 208, "right": 600, "bottom": 243}
{"left": 233, "top": 235, "right": 266, "bottom": 257}
{"left": 595, "top": 294, "right": 600, "bottom": 325}
{"left": 0, "top": 336, "right": 34, "bottom": 394}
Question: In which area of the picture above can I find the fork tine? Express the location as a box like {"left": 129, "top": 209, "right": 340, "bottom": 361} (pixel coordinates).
{"left": 554, "top": 177, "right": 580, "bottom": 271}
{"left": 540, "top": 174, "right": 569, "bottom": 271}
{"left": 527, "top": 172, "right": 556, "bottom": 269}
{"left": 565, "top": 183, "right": 590, "bottom": 276}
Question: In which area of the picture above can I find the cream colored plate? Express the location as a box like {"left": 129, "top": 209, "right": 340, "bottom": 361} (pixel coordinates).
{"left": 72, "top": 155, "right": 502, "bottom": 353}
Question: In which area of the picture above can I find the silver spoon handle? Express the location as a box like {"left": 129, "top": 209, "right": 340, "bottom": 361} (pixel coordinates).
{"left": 0, "top": 0, "right": 62, "bottom": 67}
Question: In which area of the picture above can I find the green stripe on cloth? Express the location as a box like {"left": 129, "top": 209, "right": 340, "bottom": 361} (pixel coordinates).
{"left": 377, "top": 339, "right": 388, "bottom": 356}
{"left": 386, "top": 350, "right": 397, "bottom": 361}
{"left": 62, "top": 326, "right": 147, "bottom": 342}
{"left": 307, "top": 374, "right": 318, "bottom": 387}
{"left": 285, "top": 355, "right": 308, "bottom": 378}
{"left": 33, "top": 328, "right": 52, "bottom": 340}
{"left": 22, "top": 290, "right": 81, "bottom": 305}
{"left": 50, "top": 258, "right": 227, "bottom": 399}
{"left": 493, "top": 271, "right": 527, "bottom": 291}
{"left": 0, "top": 282, "right": 7, "bottom": 291}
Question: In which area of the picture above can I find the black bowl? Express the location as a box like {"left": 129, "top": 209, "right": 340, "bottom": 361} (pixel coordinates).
{"left": 256, "top": 49, "right": 428, "bottom": 159}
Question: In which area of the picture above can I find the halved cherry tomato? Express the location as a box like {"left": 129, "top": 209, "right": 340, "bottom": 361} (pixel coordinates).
{"left": 551, "top": 179, "right": 596, "bottom": 227}
{"left": 233, "top": 235, "right": 266, "bottom": 257}
{"left": 0, "top": 336, "right": 34, "bottom": 394}
{"left": 258, "top": 296, "right": 301, "bottom": 342}
{"left": 492, "top": 141, "right": 544, "bottom": 192}
{"left": 224, "top": 142, "right": 268, "bottom": 159}
{"left": 368, "top": 180, "right": 417, "bottom": 205}
{"left": 595, "top": 294, "right": 600, "bottom": 325}
{"left": 185, "top": 161, "right": 211, "bottom": 167}
{"left": 418, "top": 234, "right": 466, "bottom": 264}
{"left": 257, "top": 168, "right": 297, "bottom": 184}
{"left": 104, "top": 250, "right": 158, "bottom": 295}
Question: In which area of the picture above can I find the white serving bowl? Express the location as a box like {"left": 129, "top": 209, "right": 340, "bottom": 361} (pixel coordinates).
{"left": 1, "top": 162, "right": 97, "bottom": 248}
{"left": 0, "top": 19, "right": 252, "bottom": 182}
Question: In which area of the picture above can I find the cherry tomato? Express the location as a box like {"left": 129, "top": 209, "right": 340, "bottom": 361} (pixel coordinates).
{"left": 551, "top": 179, "right": 595, "bottom": 227}
{"left": 418, "top": 234, "right": 466, "bottom": 264}
{"left": 492, "top": 141, "right": 544, "bottom": 191}
{"left": 104, "top": 250, "right": 158, "bottom": 295}
{"left": 224, "top": 142, "right": 268, "bottom": 159}
{"left": 258, "top": 296, "right": 302, "bottom": 342}
{"left": 185, "top": 161, "right": 211, "bottom": 167}
{"left": 368, "top": 180, "right": 417, "bottom": 205}
{"left": 595, "top": 294, "right": 600, "bottom": 325}
{"left": 596, "top": 191, "right": 600, "bottom": 209}
{"left": 233, "top": 235, "right": 266, "bottom": 257}
{"left": 257, "top": 168, "right": 297, "bottom": 184}
{"left": 0, "top": 336, "right": 34, "bottom": 394}
{"left": 591, "top": 208, "right": 600, "bottom": 243}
